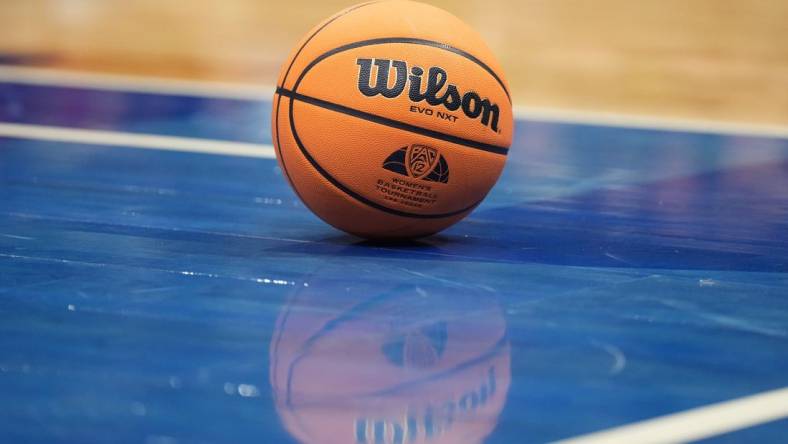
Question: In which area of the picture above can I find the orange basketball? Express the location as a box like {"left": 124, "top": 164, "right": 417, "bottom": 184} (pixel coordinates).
{"left": 272, "top": 0, "right": 513, "bottom": 239}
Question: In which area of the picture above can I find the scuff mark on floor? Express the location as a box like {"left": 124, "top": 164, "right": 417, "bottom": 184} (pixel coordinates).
{"left": 591, "top": 340, "right": 627, "bottom": 375}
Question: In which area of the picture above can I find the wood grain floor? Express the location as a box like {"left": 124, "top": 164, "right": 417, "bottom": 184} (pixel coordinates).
{"left": 1, "top": 0, "right": 787, "bottom": 125}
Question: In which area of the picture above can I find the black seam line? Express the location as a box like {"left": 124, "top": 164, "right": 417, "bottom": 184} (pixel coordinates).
{"left": 294, "top": 37, "right": 511, "bottom": 103}
{"left": 277, "top": 1, "right": 381, "bottom": 91}
{"left": 283, "top": 89, "right": 482, "bottom": 220}
{"left": 274, "top": 1, "right": 381, "bottom": 191}
{"left": 276, "top": 87, "right": 509, "bottom": 156}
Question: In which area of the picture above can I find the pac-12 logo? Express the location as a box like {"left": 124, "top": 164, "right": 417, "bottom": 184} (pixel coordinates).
{"left": 383, "top": 144, "right": 449, "bottom": 183}
{"left": 356, "top": 58, "right": 501, "bottom": 132}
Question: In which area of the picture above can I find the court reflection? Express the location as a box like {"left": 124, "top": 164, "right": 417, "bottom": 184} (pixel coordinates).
{"left": 269, "top": 273, "right": 510, "bottom": 444}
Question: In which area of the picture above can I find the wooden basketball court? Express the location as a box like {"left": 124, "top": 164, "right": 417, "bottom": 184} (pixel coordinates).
{"left": 1, "top": 0, "right": 787, "bottom": 124}
{"left": 1, "top": 2, "right": 787, "bottom": 444}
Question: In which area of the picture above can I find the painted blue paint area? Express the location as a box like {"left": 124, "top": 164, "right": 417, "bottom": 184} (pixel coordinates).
{"left": 0, "top": 83, "right": 272, "bottom": 144}
{"left": 1, "top": 82, "right": 788, "bottom": 444}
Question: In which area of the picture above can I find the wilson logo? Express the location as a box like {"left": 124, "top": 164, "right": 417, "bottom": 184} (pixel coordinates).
{"left": 356, "top": 58, "right": 501, "bottom": 132}
{"left": 382, "top": 144, "right": 449, "bottom": 183}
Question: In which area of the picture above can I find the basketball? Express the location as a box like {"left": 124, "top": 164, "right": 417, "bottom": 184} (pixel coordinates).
{"left": 272, "top": 0, "right": 513, "bottom": 239}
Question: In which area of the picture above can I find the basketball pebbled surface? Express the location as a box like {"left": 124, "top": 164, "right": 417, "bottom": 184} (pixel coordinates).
{"left": 272, "top": 0, "right": 513, "bottom": 239}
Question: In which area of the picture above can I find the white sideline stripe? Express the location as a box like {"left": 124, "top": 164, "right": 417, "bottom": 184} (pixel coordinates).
{"left": 1, "top": 65, "right": 788, "bottom": 139}
{"left": 555, "top": 386, "right": 788, "bottom": 444}
{"left": 0, "top": 122, "right": 276, "bottom": 158}
{"left": 513, "top": 105, "right": 788, "bottom": 140}
{"left": 0, "top": 65, "right": 273, "bottom": 100}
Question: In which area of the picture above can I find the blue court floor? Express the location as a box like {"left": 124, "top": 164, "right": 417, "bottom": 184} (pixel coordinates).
{"left": 1, "top": 72, "right": 787, "bottom": 444}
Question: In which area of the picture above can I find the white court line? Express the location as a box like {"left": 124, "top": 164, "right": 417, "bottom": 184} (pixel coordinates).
{"left": 0, "top": 122, "right": 275, "bottom": 158}
{"left": 555, "top": 386, "right": 788, "bottom": 444}
{"left": 1, "top": 65, "right": 787, "bottom": 139}
{"left": 2, "top": 71, "right": 787, "bottom": 444}
{"left": 513, "top": 105, "right": 788, "bottom": 140}
{"left": 0, "top": 65, "right": 273, "bottom": 100}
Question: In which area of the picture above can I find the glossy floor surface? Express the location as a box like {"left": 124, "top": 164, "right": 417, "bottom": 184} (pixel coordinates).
{"left": 1, "top": 78, "right": 788, "bottom": 443}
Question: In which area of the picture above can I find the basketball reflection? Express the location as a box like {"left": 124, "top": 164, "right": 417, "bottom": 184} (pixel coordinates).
{"left": 269, "top": 277, "right": 510, "bottom": 444}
